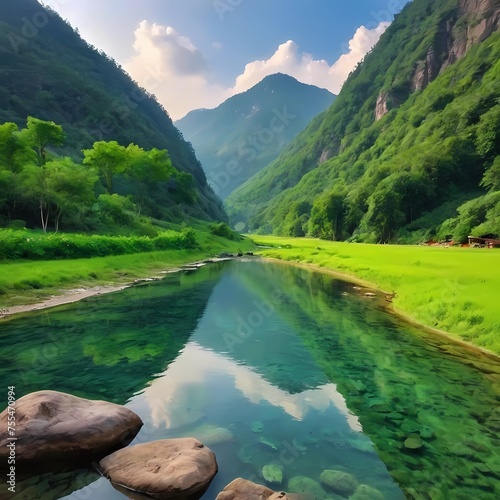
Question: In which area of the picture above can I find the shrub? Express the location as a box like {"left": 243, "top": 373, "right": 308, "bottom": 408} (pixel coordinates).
{"left": 209, "top": 222, "right": 240, "bottom": 240}
{"left": 0, "top": 229, "right": 199, "bottom": 260}
{"left": 8, "top": 220, "right": 26, "bottom": 230}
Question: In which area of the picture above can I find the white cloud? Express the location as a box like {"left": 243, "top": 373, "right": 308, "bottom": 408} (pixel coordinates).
{"left": 132, "top": 342, "right": 362, "bottom": 432}
{"left": 124, "top": 21, "right": 226, "bottom": 120}
{"left": 124, "top": 21, "right": 389, "bottom": 120}
{"left": 229, "top": 22, "right": 389, "bottom": 95}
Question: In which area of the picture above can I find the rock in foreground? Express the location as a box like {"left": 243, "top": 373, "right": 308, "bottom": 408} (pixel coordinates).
{"left": 217, "top": 478, "right": 303, "bottom": 500}
{"left": 216, "top": 478, "right": 275, "bottom": 500}
{"left": 99, "top": 438, "right": 217, "bottom": 500}
{"left": 0, "top": 390, "right": 143, "bottom": 464}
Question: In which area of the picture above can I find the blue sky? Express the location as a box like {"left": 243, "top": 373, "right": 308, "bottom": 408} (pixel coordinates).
{"left": 43, "top": 0, "right": 411, "bottom": 119}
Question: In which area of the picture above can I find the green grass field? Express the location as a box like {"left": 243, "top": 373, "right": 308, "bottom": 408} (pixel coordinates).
{"left": 0, "top": 229, "right": 254, "bottom": 308}
{"left": 254, "top": 236, "right": 500, "bottom": 355}
{"left": 2, "top": 229, "right": 499, "bottom": 355}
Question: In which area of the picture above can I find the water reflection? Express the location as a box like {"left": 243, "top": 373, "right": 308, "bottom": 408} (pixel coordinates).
{"left": 0, "top": 260, "right": 498, "bottom": 499}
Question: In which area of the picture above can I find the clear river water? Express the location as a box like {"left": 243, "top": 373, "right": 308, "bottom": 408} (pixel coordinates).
{"left": 0, "top": 260, "right": 499, "bottom": 499}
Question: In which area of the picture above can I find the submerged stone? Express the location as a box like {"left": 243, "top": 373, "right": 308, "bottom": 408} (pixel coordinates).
{"left": 350, "top": 484, "right": 384, "bottom": 500}
{"left": 252, "top": 421, "right": 264, "bottom": 433}
{"left": 386, "top": 412, "right": 405, "bottom": 422}
{"left": 419, "top": 426, "right": 435, "bottom": 440}
{"left": 237, "top": 444, "right": 274, "bottom": 465}
{"left": 262, "top": 464, "right": 284, "bottom": 485}
{"left": 186, "top": 424, "right": 234, "bottom": 446}
{"left": 292, "top": 437, "right": 308, "bottom": 452}
{"left": 237, "top": 444, "right": 256, "bottom": 464}
{"left": 348, "top": 438, "right": 376, "bottom": 454}
{"left": 447, "top": 443, "right": 474, "bottom": 458}
{"left": 259, "top": 436, "right": 280, "bottom": 451}
{"left": 404, "top": 436, "right": 424, "bottom": 451}
{"left": 288, "top": 476, "right": 327, "bottom": 499}
{"left": 319, "top": 470, "right": 358, "bottom": 496}
{"left": 485, "top": 408, "right": 500, "bottom": 432}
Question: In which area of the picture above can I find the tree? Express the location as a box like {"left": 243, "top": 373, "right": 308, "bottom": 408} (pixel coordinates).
{"left": 0, "top": 123, "right": 36, "bottom": 222}
{"left": 173, "top": 171, "right": 195, "bottom": 203}
{"left": 83, "top": 141, "right": 129, "bottom": 193}
{"left": 0, "top": 170, "right": 15, "bottom": 221}
{"left": 25, "top": 116, "right": 65, "bottom": 165}
{"left": 45, "top": 158, "right": 98, "bottom": 231}
{"left": 17, "top": 158, "right": 98, "bottom": 232}
{"left": 282, "top": 201, "right": 311, "bottom": 237}
{"left": 364, "top": 181, "right": 405, "bottom": 243}
{"left": 18, "top": 164, "right": 53, "bottom": 232}
{"left": 126, "top": 145, "right": 174, "bottom": 214}
{"left": 309, "top": 192, "right": 346, "bottom": 240}
{"left": 481, "top": 156, "right": 500, "bottom": 192}
{"left": 391, "top": 172, "right": 433, "bottom": 224}
{"left": 0, "top": 122, "right": 36, "bottom": 172}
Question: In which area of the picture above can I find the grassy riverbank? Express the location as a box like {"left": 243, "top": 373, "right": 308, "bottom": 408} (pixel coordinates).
{"left": 254, "top": 236, "right": 500, "bottom": 354}
{"left": 0, "top": 229, "right": 254, "bottom": 309}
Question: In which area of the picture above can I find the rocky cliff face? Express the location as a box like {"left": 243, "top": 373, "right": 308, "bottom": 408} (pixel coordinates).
{"left": 375, "top": 90, "right": 403, "bottom": 121}
{"left": 375, "top": 91, "right": 391, "bottom": 121}
{"left": 376, "top": 0, "right": 499, "bottom": 120}
{"left": 415, "top": 0, "right": 499, "bottom": 85}
{"left": 440, "top": 0, "right": 500, "bottom": 72}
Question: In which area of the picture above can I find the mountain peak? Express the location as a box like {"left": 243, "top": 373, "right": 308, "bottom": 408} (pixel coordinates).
{"left": 176, "top": 75, "right": 336, "bottom": 199}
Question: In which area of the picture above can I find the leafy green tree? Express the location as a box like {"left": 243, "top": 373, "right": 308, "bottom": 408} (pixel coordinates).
{"left": 45, "top": 158, "right": 98, "bottom": 231}
{"left": 475, "top": 106, "right": 500, "bottom": 158}
{"left": 309, "top": 192, "right": 346, "bottom": 240}
{"left": 94, "top": 193, "right": 136, "bottom": 226}
{"left": 83, "top": 141, "right": 129, "bottom": 193}
{"left": 481, "top": 156, "right": 500, "bottom": 192}
{"left": 281, "top": 201, "right": 311, "bottom": 237}
{"left": 173, "top": 171, "right": 196, "bottom": 203}
{"left": 0, "top": 170, "right": 15, "bottom": 221}
{"left": 364, "top": 180, "right": 405, "bottom": 243}
{"left": 18, "top": 164, "right": 53, "bottom": 232}
{"left": 126, "top": 145, "right": 174, "bottom": 214}
{"left": 0, "top": 122, "right": 37, "bottom": 172}
{"left": 440, "top": 192, "right": 500, "bottom": 242}
{"left": 391, "top": 172, "right": 433, "bottom": 224}
{"left": 25, "top": 116, "right": 65, "bottom": 165}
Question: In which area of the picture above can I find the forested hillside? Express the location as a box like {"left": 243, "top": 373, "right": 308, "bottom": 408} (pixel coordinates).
{"left": 176, "top": 74, "right": 335, "bottom": 199}
{"left": 0, "top": 0, "right": 226, "bottom": 224}
{"left": 227, "top": 0, "right": 500, "bottom": 243}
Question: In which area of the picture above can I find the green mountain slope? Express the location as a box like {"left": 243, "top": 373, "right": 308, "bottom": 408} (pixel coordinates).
{"left": 0, "top": 0, "right": 226, "bottom": 222}
{"left": 175, "top": 74, "right": 335, "bottom": 199}
{"left": 227, "top": 0, "right": 500, "bottom": 243}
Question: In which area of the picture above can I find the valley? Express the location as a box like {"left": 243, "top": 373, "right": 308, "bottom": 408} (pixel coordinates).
{"left": 0, "top": 0, "right": 499, "bottom": 499}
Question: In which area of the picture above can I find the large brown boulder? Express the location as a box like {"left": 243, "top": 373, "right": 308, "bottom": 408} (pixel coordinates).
{"left": 0, "top": 390, "right": 142, "bottom": 464}
{"left": 216, "top": 478, "right": 275, "bottom": 500}
{"left": 216, "top": 478, "right": 301, "bottom": 500}
{"left": 99, "top": 438, "right": 218, "bottom": 499}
